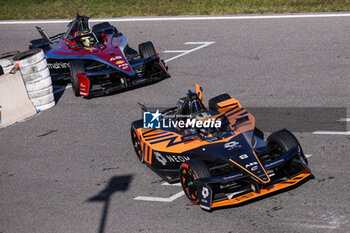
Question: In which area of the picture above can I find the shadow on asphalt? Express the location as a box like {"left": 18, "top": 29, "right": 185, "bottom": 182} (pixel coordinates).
{"left": 52, "top": 81, "right": 68, "bottom": 104}
{"left": 88, "top": 175, "right": 133, "bottom": 233}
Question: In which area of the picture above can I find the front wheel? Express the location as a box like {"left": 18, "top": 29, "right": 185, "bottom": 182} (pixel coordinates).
{"left": 131, "top": 127, "right": 144, "bottom": 163}
{"left": 138, "top": 41, "right": 156, "bottom": 59}
{"left": 69, "top": 60, "right": 85, "bottom": 97}
{"left": 267, "top": 129, "right": 309, "bottom": 176}
{"left": 180, "top": 158, "right": 210, "bottom": 204}
{"left": 267, "top": 129, "right": 307, "bottom": 164}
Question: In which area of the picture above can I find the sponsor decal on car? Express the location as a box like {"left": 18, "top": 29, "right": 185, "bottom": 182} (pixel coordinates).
{"left": 47, "top": 62, "right": 69, "bottom": 69}
{"left": 239, "top": 154, "right": 248, "bottom": 160}
{"left": 224, "top": 141, "right": 240, "bottom": 150}
{"left": 154, "top": 151, "right": 167, "bottom": 165}
{"left": 202, "top": 187, "right": 209, "bottom": 199}
{"left": 235, "top": 193, "right": 254, "bottom": 202}
{"left": 245, "top": 162, "right": 258, "bottom": 169}
{"left": 153, "top": 151, "right": 190, "bottom": 165}
{"left": 118, "top": 63, "right": 129, "bottom": 70}
{"left": 110, "top": 56, "right": 122, "bottom": 61}
{"left": 222, "top": 173, "right": 243, "bottom": 180}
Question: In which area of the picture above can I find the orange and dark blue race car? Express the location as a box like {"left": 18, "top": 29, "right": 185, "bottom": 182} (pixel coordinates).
{"left": 131, "top": 84, "right": 312, "bottom": 210}
{"left": 29, "top": 14, "right": 168, "bottom": 97}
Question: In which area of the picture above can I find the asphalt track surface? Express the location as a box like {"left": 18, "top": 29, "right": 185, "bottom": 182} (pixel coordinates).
{"left": 1, "top": 14, "right": 350, "bottom": 233}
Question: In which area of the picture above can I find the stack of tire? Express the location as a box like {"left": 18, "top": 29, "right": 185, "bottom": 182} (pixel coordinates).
{"left": 14, "top": 48, "right": 55, "bottom": 111}
{"left": 0, "top": 51, "right": 19, "bottom": 75}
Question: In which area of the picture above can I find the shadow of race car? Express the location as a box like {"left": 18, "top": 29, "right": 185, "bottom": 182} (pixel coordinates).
{"left": 30, "top": 14, "right": 169, "bottom": 97}
{"left": 131, "top": 84, "right": 312, "bottom": 210}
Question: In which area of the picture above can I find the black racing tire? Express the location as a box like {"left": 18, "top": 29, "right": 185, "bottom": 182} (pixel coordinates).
{"left": 139, "top": 41, "right": 156, "bottom": 59}
{"left": 267, "top": 129, "right": 308, "bottom": 164}
{"left": 208, "top": 93, "right": 231, "bottom": 111}
{"left": 180, "top": 158, "right": 210, "bottom": 205}
{"left": 69, "top": 60, "right": 85, "bottom": 97}
{"left": 131, "top": 125, "right": 144, "bottom": 163}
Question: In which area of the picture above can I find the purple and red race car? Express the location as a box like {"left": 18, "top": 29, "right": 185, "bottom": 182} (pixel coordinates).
{"left": 30, "top": 14, "right": 169, "bottom": 97}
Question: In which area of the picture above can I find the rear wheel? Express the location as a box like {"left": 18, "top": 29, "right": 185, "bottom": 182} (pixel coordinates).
{"left": 139, "top": 41, "right": 156, "bottom": 59}
{"left": 69, "top": 60, "right": 84, "bottom": 97}
{"left": 180, "top": 158, "right": 210, "bottom": 204}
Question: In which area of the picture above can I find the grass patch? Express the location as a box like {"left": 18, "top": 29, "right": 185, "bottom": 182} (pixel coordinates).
{"left": 0, "top": 0, "right": 350, "bottom": 20}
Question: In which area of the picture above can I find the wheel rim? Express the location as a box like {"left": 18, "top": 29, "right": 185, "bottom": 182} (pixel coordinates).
{"left": 131, "top": 129, "right": 143, "bottom": 162}
{"left": 181, "top": 166, "right": 198, "bottom": 204}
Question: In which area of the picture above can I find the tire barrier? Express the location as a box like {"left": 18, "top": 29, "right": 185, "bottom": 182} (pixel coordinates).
{"left": 22, "top": 68, "right": 50, "bottom": 83}
{"left": 14, "top": 49, "right": 55, "bottom": 111}
{"left": 27, "top": 85, "right": 53, "bottom": 99}
{"left": 20, "top": 59, "right": 48, "bottom": 75}
{"left": 25, "top": 75, "right": 52, "bottom": 92}
{"left": 0, "top": 72, "right": 37, "bottom": 127}
{"left": 0, "top": 51, "right": 19, "bottom": 75}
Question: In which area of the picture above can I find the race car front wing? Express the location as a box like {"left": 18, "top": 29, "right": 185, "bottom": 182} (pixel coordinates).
{"left": 194, "top": 146, "right": 312, "bottom": 210}
{"left": 76, "top": 54, "right": 168, "bottom": 97}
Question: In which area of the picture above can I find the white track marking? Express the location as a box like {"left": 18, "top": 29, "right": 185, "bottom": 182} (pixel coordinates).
{"left": 337, "top": 118, "right": 350, "bottom": 122}
{"left": 164, "top": 42, "right": 215, "bottom": 62}
{"left": 313, "top": 131, "right": 350, "bottom": 135}
{"left": 134, "top": 191, "right": 184, "bottom": 202}
{"left": 53, "top": 84, "right": 71, "bottom": 94}
{"left": 161, "top": 182, "right": 182, "bottom": 186}
{"left": 305, "top": 154, "right": 312, "bottom": 158}
{"left": 3, "top": 13, "right": 350, "bottom": 24}
{"left": 313, "top": 117, "right": 349, "bottom": 135}
{"left": 163, "top": 50, "right": 187, "bottom": 53}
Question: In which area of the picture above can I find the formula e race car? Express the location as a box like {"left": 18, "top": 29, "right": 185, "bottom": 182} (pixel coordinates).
{"left": 131, "top": 84, "right": 312, "bottom": 210}
{"left": 29, "top": 14, "right": 168, "bottom": 97}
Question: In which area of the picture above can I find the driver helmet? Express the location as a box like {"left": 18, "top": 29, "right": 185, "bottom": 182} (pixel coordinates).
{"left": 81, "top": 34, "right": 91, "bottom": 47}
{"left": 199, "top": 126, "right": 214, "bottom": 136}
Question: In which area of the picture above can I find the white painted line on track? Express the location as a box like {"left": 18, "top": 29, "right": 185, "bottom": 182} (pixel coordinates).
{"left": 305, "top": 154, "right": 312, "bottom": 158}
{"left": 164, "top": 42, "right": 215, "bottom": 62}
{"left": 337, "top": 118, "right": 350, "bottom": 122}
{"left": 2, "top": 13, "right": 350, "bottom": 24}
{"left": 163, "top": 50, "right": 187, "bottom": 53}
{"left": 313, "top": 131, "right": 350, "bottom": 135}
{"left": 161, "top": 182, "right": 182, "bottom": 186}
{"left": 134, "top": 191, "right": 184, "bottom": 202}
